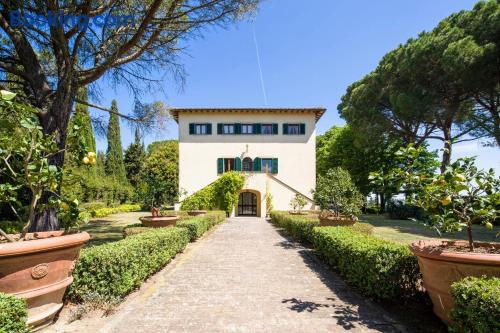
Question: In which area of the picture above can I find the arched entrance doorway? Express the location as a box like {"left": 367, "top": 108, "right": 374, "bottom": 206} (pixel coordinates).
{"left": 237, "top": 190, "right": 260, "bottom": 216}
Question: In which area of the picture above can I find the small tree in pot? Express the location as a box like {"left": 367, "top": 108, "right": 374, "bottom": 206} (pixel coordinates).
{"left": 289, "top": 193, "right": 308, "bottom": 215}
{"left": 383, "top": 144, "right": 500, "bottom": 323}
{"left": 313, "top": 167, "right": 364, "bottom": 226}
{"left": 0, "top": 91, "right": 90, "bottom": 328}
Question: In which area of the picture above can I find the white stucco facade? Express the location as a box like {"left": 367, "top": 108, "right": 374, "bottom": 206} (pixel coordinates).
{"left": 173, "top": 108, "right": 325, "bottom": 217}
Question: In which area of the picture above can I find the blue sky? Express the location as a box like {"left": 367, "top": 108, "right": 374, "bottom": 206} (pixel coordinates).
{"left": 93, "top": 0, "right": 499, "bottom": 171}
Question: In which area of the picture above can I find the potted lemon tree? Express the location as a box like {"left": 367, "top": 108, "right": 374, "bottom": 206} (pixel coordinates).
{"left": 0, "top": 91, "right": 90, "bottom": 329}
{"left": 313, "top": 167, "right": 364, "bottom": 226}
{"left": 386, "top": 145, "right": 499, "bottom": 323}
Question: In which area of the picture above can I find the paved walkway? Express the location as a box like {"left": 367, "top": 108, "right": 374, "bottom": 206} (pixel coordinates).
{"left": 99, "top": 218, "right": 404, "bottom": 333}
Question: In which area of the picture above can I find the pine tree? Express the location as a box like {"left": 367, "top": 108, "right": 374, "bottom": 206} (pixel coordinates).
{"left": 124, "top": 128, "right": 146, "bottom": 187}
{"left": 105, "top": 100, "right": 127, "bottom": 183}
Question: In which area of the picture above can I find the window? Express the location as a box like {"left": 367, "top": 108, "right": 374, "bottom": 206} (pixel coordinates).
{"left": 241, "top": 124, "right": 253, "bottom": 134}
{"left": 224, "top": 158, "right": 235, "bottom": 172}
{"left": 288, "top": 124, "right": 300, "bottom": 135}
{"left": 261, "top": 158, "right": 273, "bottom": 173}
{"left": 223, "top": 124, "right": 235, "bottom": 134}
{"left": 261, "top": 124, "right": 273, "bottom": 135}
{"left": 195, "top": 124, "right": 207, "bottom": 135}
{"left": 242, "top": 157, "right": 253, "bottom": 171}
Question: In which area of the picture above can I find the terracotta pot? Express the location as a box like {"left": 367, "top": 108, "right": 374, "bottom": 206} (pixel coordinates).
{"left": 187, "top": 210, "right": 207, "bottom": 216}
{"left": 140, "top": 215, "right": 179, "bottom": 228}
{"left": 288, "top": 211, "right": 307, "bottom": 215}
{"left": 319, "top": 216, "right": 357, "bottom": 227}
{"left": 0, "top": 231, "right": 90, "bottom": 329}
{"left": 410, "top": 240, "right": 500, "bottom": 323}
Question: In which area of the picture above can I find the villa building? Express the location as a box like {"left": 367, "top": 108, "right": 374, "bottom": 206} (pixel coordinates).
{"left": 171, "top": 108, "right": 326, "bottom": 217}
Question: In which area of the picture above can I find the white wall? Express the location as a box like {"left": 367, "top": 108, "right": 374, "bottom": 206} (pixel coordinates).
{"left": 178, "top": 111, "right": 317, "bottom": 216}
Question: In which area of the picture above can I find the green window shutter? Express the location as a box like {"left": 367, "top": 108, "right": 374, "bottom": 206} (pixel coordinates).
{"left": 253, "top": 123, "right": 261, "bottom": 134}
{"left": 235, "top": 123, "right": 241, "bottom": 134}
{"left": 272, "top": 158, "right": 278, "bottom": 174}
{"left": 189, "top": 123, "right": 195, "bottom": 134}
{"left": 235, "top": 157, "right": 242, "bottom": 171}
{"left": 283, "top": 123, "right": 289, "bottom": 135}
{"left": 217, "top": 123, "right": 223, "bottom": 134}
{"left": 300, "top": 123, "right": 306, "bottom": 135}
{"left": 206, "top": 123, "right": 212, "bottom": 135}
{"left": 272, "top": 123, "right": 278, "bottom": 135}
{"left": 217, "top": 158, "right": 224, "bottom": 174}
{"left": 253, "top": 157, "right": 261, "bottom": 172}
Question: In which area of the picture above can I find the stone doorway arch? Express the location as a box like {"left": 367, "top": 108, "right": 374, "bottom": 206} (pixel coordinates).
{"left": 237, "top": 189, "right": 261, "bottom": 217}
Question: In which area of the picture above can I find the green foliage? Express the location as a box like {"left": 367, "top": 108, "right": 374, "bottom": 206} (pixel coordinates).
{"left": 122, "top": 226, "right": 150, "bottom": 238}
{"left": 176, "top": 211, "right": 226, "bottom": 241}
{"left": 312, "top": 226, "right": 422, "bottom": 300}
{"left": 0, "top": 90, "right": 84, "bottom": 233}
{"left": 0, "top": 293, "right": 28, "bottom": 333}
{"left": 450, "top": 276, "right": 500, "bottom": 333}
{"left": 67, "top": 227, "right": 190, "bottom": 301}
{"left": 387, "top": 145, "right": 499, "bottom": 249}
{"left": 289, "top": 193, "right": 307, "bottom": 213}
{"left": 181, "top": 172, "right": 245, "bottom": 215}
{"left": 105, "top": 100, "right": 127, "bottom": 183}
{"left": 386, "top": 200, "right": 425, "bottom": 220}
{"left": 270, "top": 211, "right": 373, "bottom": 243}
{"left": 90, "top": 204, "right": 142, "bottom": 218}
{"left": 313, "top": 167, "right": 364, "bottom": 217}
{"left": 265, "top": 183, "right": 273, "bottom": 217}
{"left": 124, "top": 129, "right": 146, "bottom": 187}
{"left": 140, "top": 140, "right": 178, "bottom": 208}
{"left": 0, "top": 220, "right": 24, "bottom": 233}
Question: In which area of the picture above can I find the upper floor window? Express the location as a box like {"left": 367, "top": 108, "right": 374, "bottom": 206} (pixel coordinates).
{"left": 261, "top": 158, "right": 273, "bottom": 173}
{"left": 189, "top": 123, "right": 212, "bottom": 135}
{"left": 223, "top": 124, "right": 235, "bottom": 134}
{"left": 224, "top": 158, "right": 235, "bottom": 172}
{"left": 261, "top": 124, "right": 273, "bottom": 135}
{"left": 283, "top": 123, "right": 305, "bottom": 135}
{"left": 241, "top": 124, "right": 253, "bottom": 134}
{"left": 242, "top": 157, "right": 253, "bottom": 171}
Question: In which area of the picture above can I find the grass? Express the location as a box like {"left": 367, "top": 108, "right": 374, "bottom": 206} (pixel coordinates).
{"left": 361, "top": 214, "right": 500, "bottom": 244}
{"left": 79, "top": 211, "right": 149, "bottom": 247}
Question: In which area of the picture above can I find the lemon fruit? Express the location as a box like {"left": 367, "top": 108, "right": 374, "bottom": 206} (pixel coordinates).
{"left": 441, "top": 196, "right": 452, "bottom": 206}
{"left": 485, "top": 222, "right": 493, "bottom": 230}
{"left": 83, "top": 156, "right": 90, "bottom": 164}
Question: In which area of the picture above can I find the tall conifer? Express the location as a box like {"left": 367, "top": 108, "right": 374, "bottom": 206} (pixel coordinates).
{"left": 105, "top": 100, "right": 127, "bottom": 182}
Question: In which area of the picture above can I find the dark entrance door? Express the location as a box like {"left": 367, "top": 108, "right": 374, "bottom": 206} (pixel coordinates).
{"left": 238, "top": 192, "right": 257, "bottom": 216}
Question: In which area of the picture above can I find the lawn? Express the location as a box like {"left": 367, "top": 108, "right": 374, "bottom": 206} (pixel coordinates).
{"left": 360, "top": 214, "right": 500, "bottom": 245}
{"left": 80, "top": 211, "right": 149, "bottom": 247}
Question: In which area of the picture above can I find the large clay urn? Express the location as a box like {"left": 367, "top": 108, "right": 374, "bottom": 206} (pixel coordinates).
{"left": 410, "top": 240, "right": 500, "bottom": 323}
{"left": 319, "top": 213, "right": 357, "bottom": 227}
{"left": 140, "top": 215, "right": 179, "bottom": 228}
{"left": 0, "top": 231, "right": 89, "bottom": 329}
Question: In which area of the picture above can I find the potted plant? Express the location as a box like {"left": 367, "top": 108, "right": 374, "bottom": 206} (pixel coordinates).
{"left": 0, "top": 91, "right": 90, "bottom": 329}
{"left": 180, "top": 189, "right": 207, "bottom": 216}
{"left": 289, "top": 193, "right": 308, "bottom": 215}
{"left": 313, "top": 167, "right": 364, "bottom": 226}
{"left": 139, "top": 206, "right": 179, "bottom": 228}
{"left": 388, "top": 145, "right": 500, "bottom": 323}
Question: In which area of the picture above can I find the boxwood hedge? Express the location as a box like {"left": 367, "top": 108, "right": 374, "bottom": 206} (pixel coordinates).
{"left": 90, "top": 204, "right": 142, "bottom": 218}
{"left": 0, "top": 293, "right": 28, "bottom": 333}
{"left": 270, "top": 211, "right": 373, "bottom": 242}
{"left": 67, "top": 227, "right": 190, "bottom": 301}
{"left": 311, "top": 226, "right": 422, "bottom": 300}
{"left": 450, "top": 276, "right": 500, "bottom": 333}
{"left": 176, "top": 211, "right": 226, "bottom": 241}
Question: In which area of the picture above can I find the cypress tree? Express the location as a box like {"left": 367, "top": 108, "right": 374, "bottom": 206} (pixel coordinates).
{"left": 105, "top": 100, "right": 127, "bottom": 182}
{"left": 124, "top": 128, "right": 146, "bottom": 187}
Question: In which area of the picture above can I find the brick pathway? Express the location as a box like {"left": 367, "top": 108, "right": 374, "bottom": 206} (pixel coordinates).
{"left": 99, "top": 218, "right": 405, "bottom": 333}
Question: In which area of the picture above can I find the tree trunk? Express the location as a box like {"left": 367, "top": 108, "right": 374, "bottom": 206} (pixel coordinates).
{"left": 29, "top": 82, "right": 76, "bottom": 232}
{"left": 466, "top": 224, "right": 474, "bottom": 252}
{"left": 379, "top": 193, "right": 386, "bottom": 214}
{"left": 440, "top": 127, "right": 452, "bottom": 174}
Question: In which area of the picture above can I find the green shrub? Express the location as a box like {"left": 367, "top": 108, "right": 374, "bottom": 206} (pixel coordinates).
{"left": 270, "top": 211, "right": 373, "bottom": 243}
{"left": 176, "top": 211, "right": 226, "bottom": 241}
{"left": 450, "top": 276, "right": 500, "bottom": 333}
{"left": 122, "top": 225, "right": 149, "bottom": 238}
{"left": 90, "top": 204, "right": 142, "bottom": 218}
{"left": 181, "top": 172, "right": 245, "bottom": 215}
{"left": 312, "top": 226, "right": 422, "bottom": 300}
{"left": 386, "top": 200, "right": 425, "bottom": 220}
{"left": 0, "top": 293, "right": 28, "bottom": 333}
{"left": 0, "top": 221, "right": 24, "bottom": 234}
{"left": 159, "top": 210, "right": 190, "bottom": 219}
{"left": 67, "top": 227, "right": 189, "bottom": 301}
{"left": 80, "top": 201, "right": 107, "bottom": 211}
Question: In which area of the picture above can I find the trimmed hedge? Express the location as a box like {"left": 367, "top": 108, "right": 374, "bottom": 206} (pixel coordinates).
{"left": 176, "top": 211, "right": 226, "bottom": 241}
{"left": 0, "top": 293, "right": 28, "bottom": 333}
{"left": 122, "top": 225, "right": 150, "bottom": 238}
{"left": 90, "top": 204, "right": 142, "bottom": 218}
{"left": 312, "top": 226, "right": 422, "bottom": 300}
{"left": 270, "top": 211, "right": 373, "bottom": 243}
{"left": 67, "top": 227, "right": 189, "bottom": 301}
{"left": 450, "top": 276, "right": 500, "bottom": 333}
